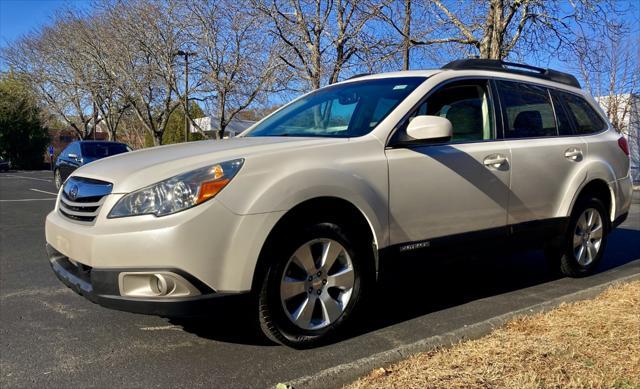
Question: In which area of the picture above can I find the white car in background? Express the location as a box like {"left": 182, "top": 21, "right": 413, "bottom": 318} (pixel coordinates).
{"left": 46, "top": 59, "right": 632, "bottom": 347}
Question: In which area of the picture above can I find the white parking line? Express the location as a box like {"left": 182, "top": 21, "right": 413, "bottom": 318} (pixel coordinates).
{"left": 1, "top": 175, "right": 52, "bottom": 182}
{"left": 139, "top": 325, "right": 182, "bottom": 331}
{"left": 30, "top": 188, "right": 58, "bottom": 196}
{"left": 0, "top": 198, "right": 56, "bottom": 202}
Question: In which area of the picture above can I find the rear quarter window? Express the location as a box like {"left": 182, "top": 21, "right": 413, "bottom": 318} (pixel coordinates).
{"left": 557, "top": 92, "right": 606, "bottom": 134}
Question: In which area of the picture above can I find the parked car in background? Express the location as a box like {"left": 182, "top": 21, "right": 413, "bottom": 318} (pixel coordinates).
{"left": 45, "top": 60, "right": 632, "bottom": 348}
{"left": 0, "top": 157, "right": 11, "bottom": 172}
{"left": 54, "top": 141, "right": 130, "bottom": 189}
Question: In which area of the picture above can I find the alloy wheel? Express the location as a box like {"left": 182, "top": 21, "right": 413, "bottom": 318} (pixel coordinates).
{"left": 573, "top": 207, "right": 603, "bottom": 266}
{"left": 279, "top": 238, "right": 354, "bottom": 330}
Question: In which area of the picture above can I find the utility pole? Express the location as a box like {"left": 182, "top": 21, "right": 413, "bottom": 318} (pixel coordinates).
{"left": 93, "top": 100, "right": 98, "bottom": 140}
{"left": 174, "top": 50, "right": 197, "bottom": 143}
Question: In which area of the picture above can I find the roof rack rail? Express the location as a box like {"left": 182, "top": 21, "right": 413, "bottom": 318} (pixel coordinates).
{"left": 442, "top": 59, "right": 581, "bottom": 89}
{"left": 345, "top": 73, "right": 370, "bottom": 81}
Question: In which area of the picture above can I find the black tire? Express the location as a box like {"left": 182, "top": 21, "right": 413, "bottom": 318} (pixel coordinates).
{"left": 258, "top": 221, "right": 371, "bottom": 348}
{"left": 549, "top": 196, "right": 610, "bottom": 277}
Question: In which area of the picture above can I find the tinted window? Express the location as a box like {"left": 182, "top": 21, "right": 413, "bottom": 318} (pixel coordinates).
{"left": 64, "top": 142, "right": 80, "bottom": 157}
{"left": 81, "top": 143, "right": 129, "bottom": 158}
{"left": 498, "top": 81, "right": 557, "bottom": 138}
{"left": 246, "top": 77, "right": 425, "bottom": 138}
{"left": 405, "top": 80, "right": 494, "bottom": 142}
{"left": 558, "top": 92, "right": 606, "bottom": 134}
{"left": 60, "top": 144, "right": 72, "bottom": 158}
{"left": 550, "top": 92, "right": 574, "bottom": 136}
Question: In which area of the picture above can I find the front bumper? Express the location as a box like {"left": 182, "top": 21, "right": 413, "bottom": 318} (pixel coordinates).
{"left": 46, "top": 196, "right": 285, "bottom": 292}
{"left": 47, "top": 244, "right": 247, "bottom": 316}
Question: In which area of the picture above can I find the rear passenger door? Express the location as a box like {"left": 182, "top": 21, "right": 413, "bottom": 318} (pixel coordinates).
{"left": 497, "top": 80, "right": 587, "bottom": 226}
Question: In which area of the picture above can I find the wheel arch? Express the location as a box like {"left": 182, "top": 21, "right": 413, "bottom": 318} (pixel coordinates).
{"left": 250, "top": 196, "right": 380, "bottom": 292}
{"left": 569, "top": 179, "right": 614, "bottom": 222}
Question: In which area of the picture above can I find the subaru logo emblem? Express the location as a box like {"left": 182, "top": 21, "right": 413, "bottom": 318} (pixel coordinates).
{"left": 69, "top": 184, "right": 79, "bottom": 200}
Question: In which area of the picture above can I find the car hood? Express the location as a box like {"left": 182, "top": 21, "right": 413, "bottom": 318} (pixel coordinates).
{"left": 71, "top": 136, "right": 343, "bottom": 193}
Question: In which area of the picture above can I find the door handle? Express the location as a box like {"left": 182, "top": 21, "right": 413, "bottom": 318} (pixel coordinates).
{"left": 483, "top": 154, "right": 508, "bottom": 169}
{"left": 564, "top": 147, "right": 583, "bottom": 161}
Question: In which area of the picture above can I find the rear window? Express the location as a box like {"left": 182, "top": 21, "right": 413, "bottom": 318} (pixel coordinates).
{"left": 497, "top": 81, "right": 557, "bottom": 138}
{"left": 557, "top": 92, "right": 606, "bottom": 134}
{"left": 81, "top": 143, "right": 129, "bottom": 158}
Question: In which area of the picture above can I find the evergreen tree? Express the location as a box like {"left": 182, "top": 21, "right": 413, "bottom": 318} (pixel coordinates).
{"left": 0, "top": 73, "right": 49, "bottom": 169}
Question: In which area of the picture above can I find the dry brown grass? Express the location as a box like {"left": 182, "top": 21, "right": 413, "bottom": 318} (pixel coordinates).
{"left": 347, "top": 281, "right": 640, "bottom": 389}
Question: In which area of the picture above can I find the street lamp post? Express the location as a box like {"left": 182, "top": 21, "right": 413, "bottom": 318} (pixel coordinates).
{"left": 174, "top": 50, "right": 197, "bottom": 143}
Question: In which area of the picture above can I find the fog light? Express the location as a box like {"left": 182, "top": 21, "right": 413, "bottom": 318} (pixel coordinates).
{"left": 151, "top": 274, "right": 175, "bottom": 296}
{"left": 119, "top": 271, "right": 201, "bottom": 298}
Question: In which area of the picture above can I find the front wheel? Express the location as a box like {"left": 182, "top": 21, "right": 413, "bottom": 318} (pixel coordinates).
{"left": 258, "top": 222, "right": 369, "bottom": 348}
{"left": 549, "top": 197, "right": 610, "bottom": 277}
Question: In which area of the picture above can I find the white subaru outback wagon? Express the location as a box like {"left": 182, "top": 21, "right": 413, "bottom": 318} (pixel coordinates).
{"left": 46, "top": 59, "right": 633, "bottom": 347}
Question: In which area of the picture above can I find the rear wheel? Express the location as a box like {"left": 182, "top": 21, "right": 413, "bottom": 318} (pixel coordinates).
{"left": 258, "top": 221, "right": 369, "bottom": 348}
{"left": 549, "top": 197, "right": 609, "bottom": 277}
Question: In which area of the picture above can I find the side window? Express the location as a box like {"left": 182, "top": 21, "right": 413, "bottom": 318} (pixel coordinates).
{"left": 558, "top": 92, "right": 606, "bottom": 134}
{"left": 60, "top": 145, "right": 71, "bottom": 159}
{"left": 62, "top": 143, "right": 77, "bottom": 158}
{"left": 69, "top": 143, "right": 80, "bottom": 157}
{"left": 497, "top": 81, "right": 557, "bottom": 138}
{"left": 407, "top": 80, "right": 494, "bottom": 142}
{"left": 550, "top": 91, "right": 574, "bottom": 136}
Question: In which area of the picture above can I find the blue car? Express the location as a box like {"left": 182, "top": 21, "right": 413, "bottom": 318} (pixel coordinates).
{"left": 54, "top": 141, "right": 130, "bottom": 189}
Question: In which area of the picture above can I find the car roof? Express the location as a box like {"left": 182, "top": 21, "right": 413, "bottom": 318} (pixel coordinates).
{"left": 74, "top": 140, "right": 128, "bottom": 145}
{"left": 339, "top": 69, "right": 442, "bottom": 83}
{"left": 340, "top": 68, "right": 583, "bottom": 94}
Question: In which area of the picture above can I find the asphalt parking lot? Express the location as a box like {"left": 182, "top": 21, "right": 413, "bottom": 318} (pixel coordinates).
{"left": 1, "top": 170, "right": 639, "bottom": 388}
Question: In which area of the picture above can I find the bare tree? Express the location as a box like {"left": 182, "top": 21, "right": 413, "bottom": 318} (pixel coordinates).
{"left": 70, "top": 13, "right": 131, "bottom": 141}
{"left": 254, "top": 0, "right": 381, "bottom": 90}
{"left": 96, "top": 0, "right": 183, "bottom": 146}
{"left": 375, "top": 0, "right": 625, "bottom": 63}
{"left": 2, "top": 15, "right": 102, "bottom": 140}
{"left": 574, "top": 24, "right": 639, "bottom": 136}
{"left": 178, "top": 0, "right": 284, "bottom": 139}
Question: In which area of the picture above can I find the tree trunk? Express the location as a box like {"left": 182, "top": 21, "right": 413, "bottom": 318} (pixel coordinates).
{"left": 217, "top": 121, "right": 226, "bottom": 140}
{"left": 402, "top": 0, "right": 411, "bottom": 70}
{"left": 217, "top": 92, "right": 226, "bottom": 139}
{"left": 479, "top": 0, "right": 505, "bottom": 59}
{"left": 153, "top": 131, "right": 162, "bottom": 146}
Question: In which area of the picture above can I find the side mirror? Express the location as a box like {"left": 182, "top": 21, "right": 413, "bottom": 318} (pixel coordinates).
{"left": 406, "top": 115, "right": 452, "bottom": 143}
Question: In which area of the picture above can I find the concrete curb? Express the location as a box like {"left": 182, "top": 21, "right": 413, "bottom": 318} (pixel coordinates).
{"left": 284, "top": 272, "right": 640, "bottom": 389}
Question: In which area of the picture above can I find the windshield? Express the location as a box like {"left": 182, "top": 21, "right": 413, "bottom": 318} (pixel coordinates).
{"left": 81, "top": 143, "right": 129, "bottom": 159}
{"left": 245, "top": 77, "right": 425, "bottom": 138}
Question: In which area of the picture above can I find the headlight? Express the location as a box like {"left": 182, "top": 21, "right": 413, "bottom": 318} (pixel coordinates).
{"left": 108, "top": 158, "right": 244, "bottom": 218}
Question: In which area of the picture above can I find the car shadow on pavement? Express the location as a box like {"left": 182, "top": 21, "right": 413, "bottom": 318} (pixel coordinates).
{"left": 169, "top": 227, "right": 640, "bottom": 346}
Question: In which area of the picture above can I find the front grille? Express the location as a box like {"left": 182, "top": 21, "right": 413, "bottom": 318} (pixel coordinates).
{"left": 59, "top": 176, "right": 113, "bottom": 223}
